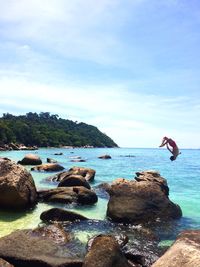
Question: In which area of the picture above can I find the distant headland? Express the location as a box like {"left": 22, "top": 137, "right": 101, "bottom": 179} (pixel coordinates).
{"left": 0, "top": 112, "right": 118, "bottom": 150}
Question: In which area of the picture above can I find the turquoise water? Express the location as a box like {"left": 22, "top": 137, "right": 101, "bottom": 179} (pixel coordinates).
{"left": 0, "top": 147, "right": 200, "bottom": 242}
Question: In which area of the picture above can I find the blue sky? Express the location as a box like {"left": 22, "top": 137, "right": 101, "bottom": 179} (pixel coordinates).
{"left": 0, "top": 0, "right": 200, "bottom": 148}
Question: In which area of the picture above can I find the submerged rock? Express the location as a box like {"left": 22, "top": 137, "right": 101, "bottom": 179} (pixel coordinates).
{"left": 0, "top": 225, "right": 82, "bottom": 267}
{"left": 40, "top": 208, "right": 88, "bottom": 222}
{"left": 83, "top": 235, "right": 130, "bottom": 267}
{"left": 31, "top": 163, "right": 64, "bottom": 172}
{"left": 38, "top": 186, "right": 98, "bottom": 205}
{"left": 18, "top": 153, "right": 42, "bottom": 165}
{"left": 107, "top": 170, "right": 182, "bottom": 223}
{"left": 0, "top": 158, "right": 37, "bottom": 209}
{"left": 152, "top": 230, "right": 200, "bottom": 267}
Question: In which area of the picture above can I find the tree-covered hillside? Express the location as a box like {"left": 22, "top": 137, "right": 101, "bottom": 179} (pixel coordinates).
{"left": 0, "top": 112, "right": 118, "bottom": 148}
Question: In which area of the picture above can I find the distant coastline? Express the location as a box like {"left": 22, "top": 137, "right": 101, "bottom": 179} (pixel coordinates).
{"left": 0, "top": 112, "right": 118, "bottom": 149}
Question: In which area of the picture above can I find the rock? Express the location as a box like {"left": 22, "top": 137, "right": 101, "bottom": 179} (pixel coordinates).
{"left": 98, "top": 154, "right": 111, "bottom": 159}
{"left": 69, "top": 156, "right": 82, "bottom": 159}
{"left": 107, "top": 171, "right": 182, "bottom": 223}
{"left": 0, "top": 158, "right": 37, "bottom": 209}
{"left": 40, "top": 208, "right": 88, "bottom": 222}
{"left": 38, "top": 186, "right": 98, "bottom": 205}
{"left": 70, "top": 159, "right": 86, "bottom": 162}
{"left": 58, "top": 175, "right": 91, "bottom": 189}
{"left": 18, "top": 153, "right": 42, "bottom": 165}
{"left": 31, "top": 224, "right": 72, "bottom": 243}
{"left": 31, "top": 163, "right": 64, "bottom": 172}
{"left": 0, "top": 258, "right": 14, "bottom": 267}
{"left": 0, "top": 226, "right": 82, "bottom": 267}
{"left": 69, "top": 167, "right": 96, "bottom": 182}
{"left": 47, "top": 158, "right": 57, "bottom": 163}
{"left": 151, "top": 230, "right": 200, "bottom": 267}
{"left": 94, "top": 183, "right": 111, "bottom": 199}
{"left": 49, "top": 167, "right": 96, "bottom": 183}
{"left": 54, "top": 152, "right": 63, "bottom": 155}
{"left": 83, "top": 235, "right": 130, "bottom": 267}
{"left": 87, "top": 234, "right": 129, "bottom": 251}
{"left": 135, "top": 170, "right": 169, "bottom": 196}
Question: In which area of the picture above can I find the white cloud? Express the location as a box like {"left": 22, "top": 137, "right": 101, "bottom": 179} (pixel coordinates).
{"left": 0, "top": 75, "right": 200, "bottom": 148}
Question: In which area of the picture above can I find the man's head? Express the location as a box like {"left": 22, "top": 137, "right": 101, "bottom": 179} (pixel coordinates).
{"left": 170, "top": 156, "right": 175, "bottom": 161}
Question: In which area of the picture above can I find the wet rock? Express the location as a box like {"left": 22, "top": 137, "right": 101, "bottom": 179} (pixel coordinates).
{"left": 107, "top": 171, "right": 182, "bottom": 223}
{"left": 151, "top": 230, "right": 200, "bottom": 267}
{"left": 47, "top": 158, "right": 57, "bottom": 163}
{"left": 94, "top": 183, "right": 111, "bottom": 199}
{"left": 0, "top": 226, "right": 82, "bottom": 267}
{"left": 18, "top": 153, "right": 42, "bottom": 165}
{"left": 98, "top": 154, "right": 111, "bottom": 159}
{"left": 0, "top": 258, "right": 14, "bottom": 267}
{"left": 38, "top": 186, "right": 98, "bottom": 205}
{"left": 87, "top": 234, "right": 129, "bottom": 251}
{"left": 54, "top": 152, "right": 63, "bottom": 155}
{"left": 83, "top": 235, "right": 130, "bottom": 267}
{"left": 0, "top": 158, "right": 37, "bottom": 209}
{"left": 40, "top": 208, "right": 88, "bottom": 222}
{"left": 48, "top": 167, "right": 96, "bottom": 183}
{"left": 31, "top": 163, "right": 64, "bottom": 172}
{"left": 58, "top": 174, "right": 91, "bottom": 189}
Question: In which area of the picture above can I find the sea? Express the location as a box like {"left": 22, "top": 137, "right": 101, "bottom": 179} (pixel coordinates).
{"left": 0, "top": 147, "right": 200, "bottom": 247}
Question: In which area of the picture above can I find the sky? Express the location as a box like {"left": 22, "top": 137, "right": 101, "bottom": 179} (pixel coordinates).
{"left": 0, "top": 0, "right": 200, "bottom": 148}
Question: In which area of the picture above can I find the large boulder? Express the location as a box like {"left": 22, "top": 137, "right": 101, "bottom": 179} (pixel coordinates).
{"left": 18, "top": 153, "right": 42, "bottom": 165}
{"left": 38, "top": 186, "right": 98, "bottom": 205}
{"left": 58, "top": 174, "right": 91, "bottom": 189}
{"left": 83, "top": 235, "right": 130, "bottom": 267}
{"left": 107, "top": 171, "right": 182, "bottom": 223}
{"left": 0, "top": 158, "right": 37, "bottom": 209}
{"left": 0, "top": 225, "right": 82, "bottom": 267}
{"left": 152, "top": 230, "right": 200, "bottom": 267}
{"left": 40, "top": 208, "right": 88, "bottom": 222}
{"left": 31, "top": 163, "right": 64, "bottom": 172}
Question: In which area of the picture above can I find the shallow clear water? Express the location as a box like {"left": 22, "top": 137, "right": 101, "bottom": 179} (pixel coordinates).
{"left": 0, "top": 147, "right": 200, "bottom": 242}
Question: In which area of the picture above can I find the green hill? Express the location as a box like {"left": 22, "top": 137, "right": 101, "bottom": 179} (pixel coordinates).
{"left": 0, "top": 112, "right": 118, "bottom": 148}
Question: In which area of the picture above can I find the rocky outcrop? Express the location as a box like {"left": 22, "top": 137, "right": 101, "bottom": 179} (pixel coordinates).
{"left": 40, "top": 208, "right": 88, "bottom": 222}
{"left": 83, "top": 235, "right": 130, "bottom": 267}
{"left": 18, "top": 153, "right": 42, "bottom": 165}
{"left": 48, "top": 167, "right": 96, "bottom": 183}
{"left": 98, "top": 154, "right": 111, "bottom": 159}
{"left": 0, "top": 225, "right": 82, "bottom": 267}
{"left": 58, "top": 174, "right": 91, "bottom": 189}
{"left": 107, "top": 170, "right": 182, "bottom": 223}
{"left": 0, "top": 143, "right": 38, "bottom": 151}
{"left": 0, "top": 158, "right": 37, "bottom": 209}
{"left": 38, "top": 186, "right": 98, "bottom": 205}
{"left": 31, "top": 163, "right": 64, "bottom": 172}
{"left": 152, "top": 230, "right": 200, "bottom": 267}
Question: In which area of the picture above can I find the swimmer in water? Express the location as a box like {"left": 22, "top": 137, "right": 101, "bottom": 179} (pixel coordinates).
{"left": 159, "top": 137, "right": 181, "bottom": 161}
